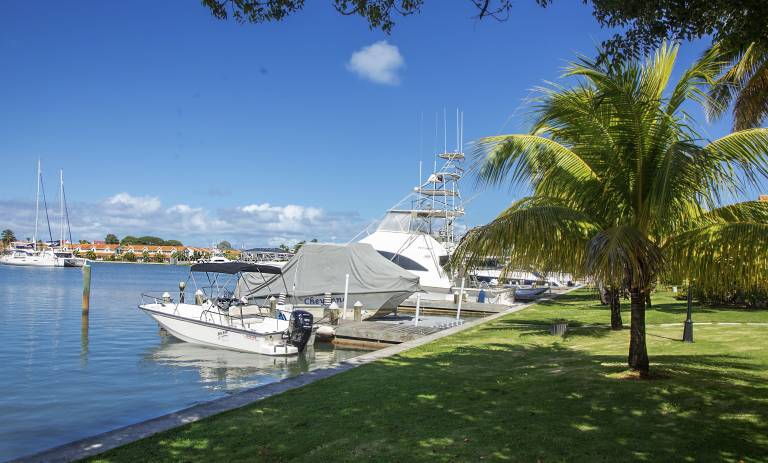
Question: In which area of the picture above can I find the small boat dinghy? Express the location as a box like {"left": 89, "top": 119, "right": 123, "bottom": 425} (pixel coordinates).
{"left": 139, "top": 262, "right": 315, "bottom": 356}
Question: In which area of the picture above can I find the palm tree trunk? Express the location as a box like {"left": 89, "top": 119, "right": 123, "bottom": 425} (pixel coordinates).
{"left": 610, "top": 287, "right": 622, "bottom": 330}
{"left": 628, "top": 287, "right": 649, "bottom": 376}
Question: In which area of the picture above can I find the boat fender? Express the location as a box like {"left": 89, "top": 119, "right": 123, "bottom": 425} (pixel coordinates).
{"left": 289, "top": 310, "right": 314, "bottom": 352}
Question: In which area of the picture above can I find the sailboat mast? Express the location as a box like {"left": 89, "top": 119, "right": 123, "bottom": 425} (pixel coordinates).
{"left": 60, "top": 170, "right": 64, "bottom": 245}
{"left": 34, "top": 159, "right": 40, "bottom": 250}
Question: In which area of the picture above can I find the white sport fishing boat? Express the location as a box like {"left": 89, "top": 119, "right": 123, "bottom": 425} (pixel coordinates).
{"left": 357, "top": 110, "right": 465, "bottom": 297}
{"left": 139, "top": 262, "right": 315, "bottom": 356}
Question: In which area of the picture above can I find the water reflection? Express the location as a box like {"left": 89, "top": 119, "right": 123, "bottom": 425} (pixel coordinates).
{"left": 80, "top": 314, "right": 89, "bottom": 367}
{"left": 144, "top": 337, "right": 360, "bottom": 392}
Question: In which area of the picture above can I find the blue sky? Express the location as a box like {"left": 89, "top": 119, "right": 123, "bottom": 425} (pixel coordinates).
{"left": 0, "top": 1, "right": 735, "bottom": 246}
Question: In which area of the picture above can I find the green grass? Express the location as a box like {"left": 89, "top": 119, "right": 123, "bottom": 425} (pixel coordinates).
{"left": 88, "top": 290, "right": 768, "bottom": 462}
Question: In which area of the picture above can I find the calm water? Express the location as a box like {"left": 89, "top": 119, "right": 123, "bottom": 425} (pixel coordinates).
{"left": 0, "top": 263, "right": 365, "bottom": 461}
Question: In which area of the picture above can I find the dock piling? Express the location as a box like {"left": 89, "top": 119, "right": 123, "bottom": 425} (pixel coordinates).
{"left": 81, "top": 264, "right": 91, "bottom": 314}
{"left": 269, "top": 296, "right": 277, "bottom": 318}
{"left": 413, "top": 293, "right": 421, "bottom": 326}
{"left": 353, "top": 301, "right": 363, "bottom": 322}
{"left": 342, "top": 274, "right": 349, "bottom": 319}
{"left": 179, "top": 281, "right": 186, "bottom": 303}
{"left": 456, "top": 277, "right": 465, "bottom": 320}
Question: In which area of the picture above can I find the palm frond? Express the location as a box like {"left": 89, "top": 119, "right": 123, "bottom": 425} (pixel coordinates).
{"left": 664, "top": 223, "right": 768, "bottom": 292}
{"left": 452, "top": 197, "right": 599, "bottom": 275}
{"left": 586, "top": 225, "right": 664, "bottom": 289}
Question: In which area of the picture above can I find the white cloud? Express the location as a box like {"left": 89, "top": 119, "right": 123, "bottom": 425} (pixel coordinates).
{"left": 105, "top": 192, "right": 161, "bottom": 215}
{"left": 346, "top": 41, "right": 405, "bottom": 85}
{"left": 0, "top": 195, "right": 363, "bottom": 247}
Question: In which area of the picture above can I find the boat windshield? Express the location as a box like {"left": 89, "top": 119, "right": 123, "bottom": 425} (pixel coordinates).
{"left": 378, "top": 211, "right": 412, "bottom": 232}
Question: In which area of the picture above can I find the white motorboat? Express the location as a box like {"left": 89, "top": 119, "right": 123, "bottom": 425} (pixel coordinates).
{"left": 139, "top": 262, "right": 315, "bottom": 356}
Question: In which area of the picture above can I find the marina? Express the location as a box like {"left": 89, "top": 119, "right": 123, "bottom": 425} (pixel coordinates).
{"left": 0, "top": 263, "right": 366, "bottom": 461}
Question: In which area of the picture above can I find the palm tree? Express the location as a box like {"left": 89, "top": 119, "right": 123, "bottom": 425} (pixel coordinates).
{"left": 455, "top": 43, "right": 768, "bottom": 376}
{"left": 707, "top": 42, "right": 768, "bottom": 130}
{"left": 1, "top": 229, "right": 15, "bottom": 245}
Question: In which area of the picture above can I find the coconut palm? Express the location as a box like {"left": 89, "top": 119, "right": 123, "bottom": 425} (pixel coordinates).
{"left": 707, "top": 42, "right": 768, "bottom": 130}
{"left": 454, "top": 43, "right": 768, "bottom": 376}
{"left": 1, "top": 229, "right": 15, "bottom": 245}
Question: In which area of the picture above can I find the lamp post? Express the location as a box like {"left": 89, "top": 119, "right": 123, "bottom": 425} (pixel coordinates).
{"left": 683, "top": 280, "right": 694, "bottom": 343}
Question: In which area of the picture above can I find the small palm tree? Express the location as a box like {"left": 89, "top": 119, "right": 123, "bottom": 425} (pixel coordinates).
{"left": 707, "top": 42, "right": 768, "bottom": 130}
{"left": 1, "top": 229, "right": 15, "bottom": 245}
{"left": 455, "top": 43, "right": 768, "bottom": 376}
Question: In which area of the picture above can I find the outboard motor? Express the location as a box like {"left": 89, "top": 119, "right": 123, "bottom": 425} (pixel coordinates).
{"left": 289, "top": 310, "right": 314, "bottom": 352}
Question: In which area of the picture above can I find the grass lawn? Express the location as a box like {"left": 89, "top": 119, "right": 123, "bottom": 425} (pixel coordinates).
{"left": 88, "top": 290, "right": 768, "bottom": 462}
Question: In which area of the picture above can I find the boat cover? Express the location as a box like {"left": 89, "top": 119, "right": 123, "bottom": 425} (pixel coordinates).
{"left": 235, "top": 243, "right": 421, "bottom": 314}
{"left": 191, "top": 262, "right": 282, "bottom": 274}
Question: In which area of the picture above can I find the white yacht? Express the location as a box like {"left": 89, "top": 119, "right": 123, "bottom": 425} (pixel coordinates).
{"left": 358, "top": 112, "right": 465, "bottom": 296}
{"left": 0, "top": 245, "right": 60, "bottom": 267}
{"left": 1, "top": 163, "right": 87, "bottom": 268}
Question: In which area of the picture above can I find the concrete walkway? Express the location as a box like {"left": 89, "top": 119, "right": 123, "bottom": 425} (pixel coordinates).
{"left": 13, "top": 293, "right": 563, "bottom": 463}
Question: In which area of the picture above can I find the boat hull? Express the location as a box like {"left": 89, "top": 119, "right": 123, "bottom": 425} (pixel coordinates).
{"left": 0, "top": 257, "right": 62, "bottom": 267}
{"left": 140, "top": 303, "right": 299, "bottom": 356}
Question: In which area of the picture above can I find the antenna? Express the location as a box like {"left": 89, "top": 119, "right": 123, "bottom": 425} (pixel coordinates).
{"left": 456, "top": 108, "right": 459, "bottom": 152}
{"left": 443, "top": 107, "right": 447, "bottom": 154}
{"left": 460, "top": 111, "right": 464, "bottom": 153}
{"left": 419, "top": 161, "right": 422, "bottom": 187}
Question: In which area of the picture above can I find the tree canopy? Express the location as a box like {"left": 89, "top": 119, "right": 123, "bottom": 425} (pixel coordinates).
{"left": 200, "top": 0, "right": 768, "bottom": 61}
{"left": 105, "top": 233, "right": 119, "bottom": 244}
{"left": 120, "top": 235, "right": 184, "bottom": 246}
{"left": 1, "top": 229, "right": 15, "bottom": 245}
{"left": 217, "top": 240, "right": 233, "bottom": 250}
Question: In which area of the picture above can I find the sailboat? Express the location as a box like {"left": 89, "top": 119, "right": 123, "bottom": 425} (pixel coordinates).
{"left": 0, "top": 162, "right": 86, "bottom": 267}
{"left": 52, "top": 170, "right": 87, "bottom": 267}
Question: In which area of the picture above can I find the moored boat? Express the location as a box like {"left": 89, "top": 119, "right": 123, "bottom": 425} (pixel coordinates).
{"left": 139, "top": 262, "right": 315, "bottom": 356}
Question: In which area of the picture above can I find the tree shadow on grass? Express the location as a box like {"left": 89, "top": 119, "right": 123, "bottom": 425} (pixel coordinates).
{"left": 651, "top": 300, "right": 768, "bottom": 316}
{"left": 89, "top": 339, "right": 768, "bottom": 463}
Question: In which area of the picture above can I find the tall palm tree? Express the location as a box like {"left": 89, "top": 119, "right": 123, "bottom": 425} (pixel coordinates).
{"left": 454, "top": 43, "right": 768, "bottom": 376}
{"left": 707, "top": 42, "right": 768, "bottom": 130}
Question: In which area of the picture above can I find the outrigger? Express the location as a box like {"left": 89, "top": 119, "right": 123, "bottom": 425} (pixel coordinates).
{"left": 139, "top": 262, "right": 314, "bottom": 356}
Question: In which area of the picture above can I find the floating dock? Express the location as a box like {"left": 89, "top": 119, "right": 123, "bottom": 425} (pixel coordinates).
{"left": 397, "top": 298, "right": 511, "bottom": 316}
{"left": 317, "top": 316, "right": 466, "bottom": 348}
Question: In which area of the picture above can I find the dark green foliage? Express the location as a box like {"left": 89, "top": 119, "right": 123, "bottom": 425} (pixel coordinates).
{"left": 216, "top": 240, "right": 233, "bottom": 250}
{"left": 589, "top": 0, "right": 768, "bottom": 63}
{"left": 105, "top": 234, "right": 119, "bottom": 245}
{"left": 120, "top": 235, "right": 183, "bottom": 246}
{"left": 1, "top": 229, "right": 14, "bottom": 244}
{"left": 199, "top": 0, "right": 768, "bottom": 64}
{"left": 201, "top": 0, "right": 424, "bottom": 33}
{"left": 122, "top": 251, "right": 137, "bottom": 262}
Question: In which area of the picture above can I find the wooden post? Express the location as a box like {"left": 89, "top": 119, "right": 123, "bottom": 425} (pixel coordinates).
{"left": 353, "top": 301, "right": 363, "bottom": 322}
{"left": 342, "top": 274, "right": 349, "bottom": 319}
{"left": 269, "top": 296, "right": 277, "bottom": 318}
{"left": 413, "top": 293, "right": 421, "bottom": 327}
{"left": 82, "top": 264, "right": 91, "bottom": 314}
{"left": 327, "top": 302, "right": 340, "bottom": 325}
{"left": 456, "top": 278, "right": 465, "bottom": 320}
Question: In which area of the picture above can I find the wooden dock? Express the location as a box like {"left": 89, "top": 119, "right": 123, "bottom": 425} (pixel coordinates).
{"left": 321, "top": 318, "right": 458, "bottom": 348}
{"left": 397, "top": 298, "right": 510, "bottom": 315}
